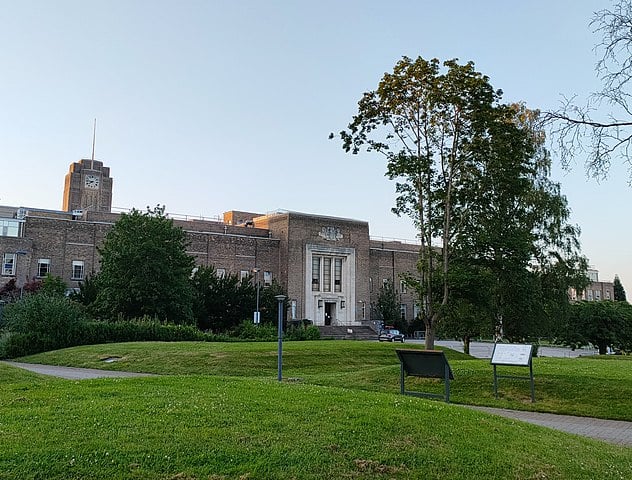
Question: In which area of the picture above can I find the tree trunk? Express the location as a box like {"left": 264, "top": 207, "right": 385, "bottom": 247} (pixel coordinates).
{"left": 598, "top": 343, "right": 608, "bottom": 355}
{"left": 463, "top": 336, "right": 470, "bottom": 355}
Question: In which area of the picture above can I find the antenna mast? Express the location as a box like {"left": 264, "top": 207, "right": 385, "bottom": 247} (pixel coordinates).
{"left": 91, "top": 118, "right": 97, "bottom": 169}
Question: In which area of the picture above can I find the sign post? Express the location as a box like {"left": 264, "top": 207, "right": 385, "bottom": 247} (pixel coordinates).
{"left": 490, "top": 343, "right": 535, "bottom": 402}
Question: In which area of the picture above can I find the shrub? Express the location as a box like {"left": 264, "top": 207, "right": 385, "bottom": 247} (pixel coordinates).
{"left": 284, "top": 325, "right": 321, "bottom": 341}
{"left": 0, "top": 294, "right": 87, "bottom": 358}
{"left": 233, "top": 321, "right": 277, "bottom": 341}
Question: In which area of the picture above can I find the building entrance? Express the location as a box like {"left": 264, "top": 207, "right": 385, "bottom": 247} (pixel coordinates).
{"left": 324, "top": 302, "right": 336, "bottom": 326}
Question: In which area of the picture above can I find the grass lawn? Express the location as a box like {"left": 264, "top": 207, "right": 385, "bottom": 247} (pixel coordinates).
{"left": 1, "top": 341, "right": 631, "bottom": 479}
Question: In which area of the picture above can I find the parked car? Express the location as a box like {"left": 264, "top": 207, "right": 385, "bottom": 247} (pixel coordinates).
{"left": 378, "top": 328, "right": 405, "bottom": 343}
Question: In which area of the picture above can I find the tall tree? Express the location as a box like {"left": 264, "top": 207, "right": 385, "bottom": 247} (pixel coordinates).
{"left": 375, "top": 280, "right": 402, "bottom": 331}
{"left": 547, "top": 0, "right": 632, "bottom": 178}
{"left": 614, "top": 274, "right": 627, "bottom": 301}
{"left": 337, "top": 56, "right": 500, "bottom": 349}
{"left": 455, "top": 104, "right": 588, "bottom": 342}
{"left": 95, "top": 205, "right": 195, "bottom": 323}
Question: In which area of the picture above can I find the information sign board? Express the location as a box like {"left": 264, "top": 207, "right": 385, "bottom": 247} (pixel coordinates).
{"left": 491, "top": 344, "right": 533, "bottom": 366}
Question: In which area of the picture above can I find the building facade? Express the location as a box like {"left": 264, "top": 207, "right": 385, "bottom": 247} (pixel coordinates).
{"left": 0, "top": 160, "right": 420, "bottom": 327}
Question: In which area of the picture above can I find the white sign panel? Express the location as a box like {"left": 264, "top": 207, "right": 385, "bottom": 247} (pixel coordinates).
{"left": 491, "top": 344, "right": 532, "bottom": 366}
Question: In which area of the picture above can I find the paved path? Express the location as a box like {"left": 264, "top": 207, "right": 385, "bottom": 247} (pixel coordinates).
{"left": 3, "top": 361, "right": 630, "bottom": 447}
{"left": 466, "top": 406, "right": 632, "bottom": 447}
{"left": 2, "top": 361, "right": 155, "bottom": 380}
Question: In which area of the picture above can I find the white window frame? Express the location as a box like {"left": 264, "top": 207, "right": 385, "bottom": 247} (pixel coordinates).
{"left": 400, "top": 304, "right": 407, "bottom": 321}
{"left": 37, "top": 258, "right": 51, "bottom": 278}
{"left": 2, "top": 253, "right": 16, "bottom": 276}
{"left": 240, "top": 270, "right": 249, "bottom": 281}
{"left": 216, "top": 268, "right": 226, "bottom": 278}
{"left": 400, "top": 280, "right": 407, "bottom": 294}
{"left": 264, "top": 271, "right": 272, "bottom": 287}
{"left": 71, "top": 260, "right": 85, "bottom": 280}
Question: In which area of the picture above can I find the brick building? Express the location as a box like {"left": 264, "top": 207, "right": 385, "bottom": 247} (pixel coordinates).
{"left": 569, "top": 268, "right": 615, "bottom": 302}
{"left": 0, "top": 159, "right": 420, "bottom": 327}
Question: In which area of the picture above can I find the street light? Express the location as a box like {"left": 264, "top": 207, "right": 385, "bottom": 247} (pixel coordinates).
{"left": 275, "top": 294, "right": 286, "bottom": 381}
{"left": 252, "top": 268, "right": 260, "bottom": 324}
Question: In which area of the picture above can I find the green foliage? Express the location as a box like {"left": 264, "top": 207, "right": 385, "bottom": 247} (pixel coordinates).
{"left": 375, "top": 279, "right": 402, "bottom": 330}
{"left": 232, "top": 320, "right": 277, "bottom": 340}
{"left": 40, "top": 274, "right": 68, "bottom": 297}
{"left": 284, "top": 324, "right": 321, "bottom": 341}
{"left": 78, "top": 317, "right": 226, "bottom": 344}
{"left": 558, "top": 300, "right": 632, "bottom": 354}
{"left": 191, "top": 265, "right": 256, "bottom": 331}
{"left": 69, "top": 273, "right": 101, "bottom": 312}
{"left": 614, "top": 274, "right": 627, "bottom": 301}
{"left": 95, "top": 206, "right": 195, "bottom": 324}
{"left": 191, "top": 267, "right": 288, "bottom": 332}
{"left": 0, "top": 294, "right": 87, "bottom": 358}
{"left": 337, "top": 56, "right": 588, "bottom": 349}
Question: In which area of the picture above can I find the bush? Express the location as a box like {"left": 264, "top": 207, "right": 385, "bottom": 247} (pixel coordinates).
{"left": 0, "top": 294, "right": 87, "bottom": 357}
{"left": 233, "top": 321, "right": 277, "bottom": 341}
{"left": 284, "top": 325, "right": 321, "bottom": 341}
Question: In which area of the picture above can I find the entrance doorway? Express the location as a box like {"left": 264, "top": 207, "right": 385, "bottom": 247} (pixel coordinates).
{"left": 324, "top": 302, "right": 336, "bottom": 326}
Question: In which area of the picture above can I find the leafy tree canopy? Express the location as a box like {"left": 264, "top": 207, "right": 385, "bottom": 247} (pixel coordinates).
{"left": 95, "top": 205, "right": 195, "bottom": 324}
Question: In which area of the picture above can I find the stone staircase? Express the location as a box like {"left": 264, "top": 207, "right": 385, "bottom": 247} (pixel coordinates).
{"left": 317, "top": 325, "right": 377, "bottom": 340}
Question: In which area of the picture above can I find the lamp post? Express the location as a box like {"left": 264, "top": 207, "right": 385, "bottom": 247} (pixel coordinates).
{"left": 275, "top": 294, "right": 286, "bottom": 381}
{"left": 252, "top": 268, "right": 260, "bottom": 324}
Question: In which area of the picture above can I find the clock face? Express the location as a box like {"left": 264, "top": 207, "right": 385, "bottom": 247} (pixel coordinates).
{"left": 85, "top": 174, "right": 100, "bottom": 189}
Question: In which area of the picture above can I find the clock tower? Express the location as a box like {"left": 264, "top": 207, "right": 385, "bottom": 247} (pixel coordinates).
{"left": 62, "top": 159, "right": 113, "bottom": 213}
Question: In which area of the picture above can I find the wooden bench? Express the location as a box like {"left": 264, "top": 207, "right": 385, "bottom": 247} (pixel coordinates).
{"left": 396, "top": 349, "right": 454, "bottom": 403}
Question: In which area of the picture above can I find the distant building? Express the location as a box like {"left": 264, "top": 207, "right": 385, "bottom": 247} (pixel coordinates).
{"left": 0, "top": 159, "right": 420, "bottom": 327}
{"left": 570, "top": 268, "right": 614, "bottom": 301}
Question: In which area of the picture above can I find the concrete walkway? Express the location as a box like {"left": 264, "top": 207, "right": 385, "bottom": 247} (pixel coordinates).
{"left": 3, "top": 361, "right": 155, "bottom": 380}
{"left": 465, "top": 405, "right": 632, "bottom": 447}
{"left": 3, "top": 361, "right": 631, "bottom": 447}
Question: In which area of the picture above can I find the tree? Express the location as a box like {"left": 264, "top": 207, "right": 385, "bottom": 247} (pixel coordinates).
{"left": 191, "top": 266, "right": 288, "bottom": 332}
{"left": 95, "top": 205, "right": 195, "bottom": 323}
{"left": 374, "top": 280, "right": 401, "bottom": 331}
{"left": 337, "top": 56, "right": 501, "bottom": 349}
{"left": 547, "top": 0, "right": 632, "bottom": 177}
{"left": 191, "top": 265, "right": 255, "bottom": 331}
{"left": 445, "top": 104, "right": 588, "bottom": 344}
{"left": 614, "top": 274, "right": 627, "bottom": 301}
{"left": 558, "top": 300, "right": 632, "bottom": 354}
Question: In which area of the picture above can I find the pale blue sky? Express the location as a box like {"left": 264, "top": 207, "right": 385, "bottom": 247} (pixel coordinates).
{"left": 1, "top": 1, "right": 629, "bottom": 288}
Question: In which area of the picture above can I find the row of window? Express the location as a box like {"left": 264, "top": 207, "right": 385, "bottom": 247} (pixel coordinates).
{"left": 221, "top": 268, "right": 273, "bottom": 286}
{"left": 312, "top": 256, "right": 343, "bottom": 292}
{"left": 1, "top": 253, "right": 85, "bottom": 280}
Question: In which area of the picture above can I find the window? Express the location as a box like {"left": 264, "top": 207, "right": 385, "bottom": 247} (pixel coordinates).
{"left": 72, "top": 261, "right": 84, "bottom": 280}
{"left": 605, "top": 290, "right": 611, "bottom": 300}
{"left": 323, "top": 257, "right": 331, "bottom": 292}
{"left": 334, "top": 258, "right": 342, "bottom": 292}
{"left": 383, "top": 279, "right": 389, "bottom": 287}
{"left": 587, "top": 289, "right": 593, "bottom": 301}
{"left": 264, "top": 271, "right": 272, "bottom": 287}
{"left": 240, "top": 270, "right": 249, "bottom": 281}
{"left": 0, "top": 219, "right": 20, "bottom": 237}
{"left": 400, "top": 280, "right": 407, "bottom": 294}
{"left": 400, "top": 304, "right": 407, "bottom": 321}
{"left": 595, "top": 290, "right": 601, "bottom": 301}
{"left": 37, "top": 259, "right": 50, "bottom": 278}
{"left": 2, "top": 253, "right": 16, "bottom": 276}
{"left": 311, "top": 257, "right": 320, "bottom": 291}
{"left": 311, "top": 255, "right": 344, "bottom": 293}
{"left": 216, "top": 268, "right": 226, "bottom": 278}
